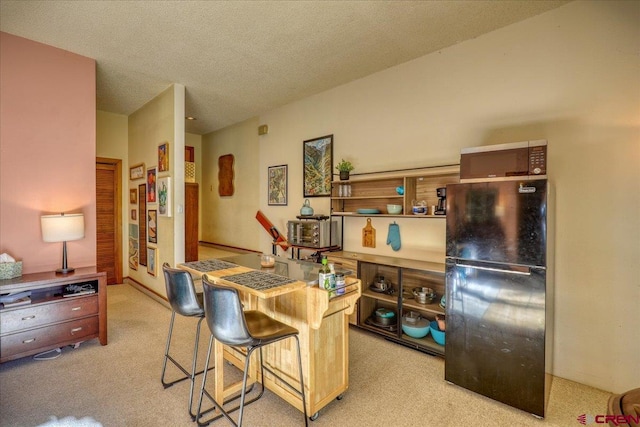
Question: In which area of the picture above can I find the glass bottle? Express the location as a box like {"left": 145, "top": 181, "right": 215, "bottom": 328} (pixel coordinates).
{"left": 318, "top": 257, "right": 335, "bottom": 295}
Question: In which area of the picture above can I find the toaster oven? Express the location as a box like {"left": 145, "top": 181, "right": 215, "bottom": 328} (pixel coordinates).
{"left": 287, "top": 219, "right": 340, "bottom": 248}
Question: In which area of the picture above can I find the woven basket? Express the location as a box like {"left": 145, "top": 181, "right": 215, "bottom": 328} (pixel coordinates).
{"left": 0, "top": 261, "right": 22, "bottom": 279}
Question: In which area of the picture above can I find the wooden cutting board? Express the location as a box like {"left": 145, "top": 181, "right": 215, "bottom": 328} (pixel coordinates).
{"left": 362, "top": 218, "right": 376, "bottom": 248}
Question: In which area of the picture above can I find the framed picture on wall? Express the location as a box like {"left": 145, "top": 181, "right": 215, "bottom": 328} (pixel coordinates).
{"left": 138, "top": 184, "right": 147, "bottom": 266}
{"left": 158, "top": 142, "right": 169, "bottom": 173}
{"left": 148, "top": 209, "right": 157, "bottom": 244}
{"left": 158, "top": 177, "right": 171, "bottom": 217}
{"left": 147, "top": 247, "right": 157, "bottom": 276}
{"left": 147, "top": 167, "right": 157, "bottom": 203}
{"left": 131, "top": 209, "right": 137, "bottom": 221}
{"left": 128, "top": 237, "right": 138, "bottom": 270}
{"left": 129, "top": 163, "right": 145, "bottom": 180}
{"left": 303, "top": 135, "right": 333, "bottom": 197}
{"left": 129, "top": 189, "right": 137, "bottom": 204}
{"left": 268, "top": 165, "right": 288, "bottom": 206}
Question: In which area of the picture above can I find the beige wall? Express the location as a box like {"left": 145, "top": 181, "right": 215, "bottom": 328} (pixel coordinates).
{"left": 247, "top": 1, "right": 639, "bottom": 393}
{"left": 96, "top": 110, "right": 129, "bottom": 276}
{"left": 127, "top": 85, "right": 185, "bottom": 296}
{"left": 200, "top": 117, "right": 261, "bottom": 250}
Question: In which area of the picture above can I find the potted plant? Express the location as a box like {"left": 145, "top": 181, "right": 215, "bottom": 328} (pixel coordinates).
{"left": 336, "top": 159, "right": 355, "bottom": 180}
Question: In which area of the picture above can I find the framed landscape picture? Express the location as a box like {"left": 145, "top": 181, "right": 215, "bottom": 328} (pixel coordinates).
{"left": 268, "top": 165, "right": 288, "bottom": 206}
{"left": 303, "top": 135, "right": 333, "bottom": 197}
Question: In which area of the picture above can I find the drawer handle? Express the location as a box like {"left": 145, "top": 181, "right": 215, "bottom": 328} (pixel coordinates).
{"left": 22, "top": 338, "right": 36, "bottom": 344}
{"left": 22, "top": 315, "right": 36, "bottom": 321}
{"left": 71, "top": 307, "right": 82, "bottom": 311}
{"left": 70, "top": 327, "right": 83, "bottom": 334}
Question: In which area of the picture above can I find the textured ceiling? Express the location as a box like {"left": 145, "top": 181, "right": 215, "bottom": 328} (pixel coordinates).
{"left": 0, "top": 1, "right": 569, "bottom": 135}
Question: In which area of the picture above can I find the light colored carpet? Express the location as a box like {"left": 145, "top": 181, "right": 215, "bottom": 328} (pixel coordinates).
{"left": 0, "top": 283, "right": 610, "bottom": 427}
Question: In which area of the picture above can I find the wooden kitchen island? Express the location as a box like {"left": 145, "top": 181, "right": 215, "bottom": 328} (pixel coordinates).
{"left": 180, "top": 254, "right": 361, "bottom": 420}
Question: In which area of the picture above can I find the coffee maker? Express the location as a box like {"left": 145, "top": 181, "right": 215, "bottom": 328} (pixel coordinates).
{"left": 434, "top": 187, "right": 446, "bottom": 215}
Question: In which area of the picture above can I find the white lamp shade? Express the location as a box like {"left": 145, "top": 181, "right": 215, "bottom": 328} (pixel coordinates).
{"left": 41, "top": 213, "right": 85, "bottom": 242}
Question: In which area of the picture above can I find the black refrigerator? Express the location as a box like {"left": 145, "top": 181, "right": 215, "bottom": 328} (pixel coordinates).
{"left": 444, "top": 179, "right": 552, "bottom": 417}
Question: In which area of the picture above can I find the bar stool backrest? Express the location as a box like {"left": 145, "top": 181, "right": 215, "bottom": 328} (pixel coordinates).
{"left": 202, "top": 275, "right": 254, "bottom": 347}
{"left": 162, "top": 263, "right": 203, "bottom": 317}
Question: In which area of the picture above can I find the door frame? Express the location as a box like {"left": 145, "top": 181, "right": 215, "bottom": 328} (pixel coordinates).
{"left": 96, "top": 157, "right": 123, "bottom": 284}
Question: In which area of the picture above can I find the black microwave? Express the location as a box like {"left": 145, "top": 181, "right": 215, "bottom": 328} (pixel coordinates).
{"left": 460, "top": 140, "right": 547, "bottom": 182}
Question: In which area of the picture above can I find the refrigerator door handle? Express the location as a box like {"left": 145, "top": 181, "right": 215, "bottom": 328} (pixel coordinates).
{"left": 456, "top": 263, "right": 531, "bottom": 276}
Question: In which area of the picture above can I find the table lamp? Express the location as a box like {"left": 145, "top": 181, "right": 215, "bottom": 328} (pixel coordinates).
{"left": 41, "top": 213, "right": 85, "bottom": 274}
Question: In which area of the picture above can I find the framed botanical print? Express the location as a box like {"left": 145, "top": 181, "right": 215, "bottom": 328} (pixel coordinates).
{"left": 303, "top": 135, "right": 333, "bottom": 197}
{"left": 268, "top": 165, "right": 288, "bottom": 206}
{"left": 158, "top": 142, "right": 169, "bottom": 173}
{"left": 158, "top": 177, "right": 171, "bottom": 217}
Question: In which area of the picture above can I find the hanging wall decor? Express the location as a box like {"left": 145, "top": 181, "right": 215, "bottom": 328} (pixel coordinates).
{"left": 147, "top": 247, "right": 157, "bottom": 276}
{"left": 268, "top": 165, "right": 288, "bottom": 206}
{"left": 147, "top": 167, "right": 157, "bottom": 203}
{"left": 218, "top": 154, "right": 234, "bottom": 196}
{"left": 158, "top": 142, "right": 169, "bottom": 172}
{"left": 303, "top": 134, "right": 333, "bottom": 197}
{"left": 129, "top": 163, "right": 145, "bottom": 180}
{"left": 128, "top": 237, "right": 138, "bottom": 270}
{"left": 148, "top": 209, "right": 157, "bottom": 244}
{"left": 138, "top": 184, "right": 147, "bottom": 266}
{"left": 158, "top": 177, "right": 171, "bottom": 217}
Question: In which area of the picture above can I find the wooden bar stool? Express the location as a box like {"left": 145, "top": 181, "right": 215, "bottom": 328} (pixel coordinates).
{"left": 196, "top": 275, "right": 308, "bottom": 427}
{"left": 161, "top": 263, "right": 212, "bottom": 420}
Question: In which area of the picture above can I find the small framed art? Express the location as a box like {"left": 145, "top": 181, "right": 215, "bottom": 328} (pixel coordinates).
{"left": 147, "top": 247, "right": 156, "bottom": 276}
{"left": 148, "top": 209, "right": 157, "bottom": 244}
{"left": 130, "top": 163, "right": 145, "bottom": 180}
{"left": 147, "top": 167, "right": 157, "bottom": 203}
{"left": 158, "top": 142, "right": 169, "bottom": 172}
{"left": 158, "top": 177, "right": 171, "bottom": 217}
{"left": 268, "top": 165, "right": 288, "bottom": 206}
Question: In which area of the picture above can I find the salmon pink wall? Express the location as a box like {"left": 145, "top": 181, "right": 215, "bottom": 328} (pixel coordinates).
{"left": 0, "top": 32, "right": 97, "bottom": 274}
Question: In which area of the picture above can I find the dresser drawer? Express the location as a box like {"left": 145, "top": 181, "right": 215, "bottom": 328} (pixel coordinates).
{"left": 0, "top": 296, "right": 98, "bottom": 335}
{"left": 0, "top": 316, "right": 98, "bottom": 361}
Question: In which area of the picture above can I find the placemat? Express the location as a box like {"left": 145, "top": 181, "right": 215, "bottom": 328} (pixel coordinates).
{"left": 181, "top": 259, "right": 238, "bottom": 272}
{"left": 220, "top": 270, "right": 296, "bottom": 291}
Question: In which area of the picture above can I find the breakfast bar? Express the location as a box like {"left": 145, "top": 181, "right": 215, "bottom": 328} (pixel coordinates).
{"left": 180, "top": 254, "right": 361, "bottom": 419}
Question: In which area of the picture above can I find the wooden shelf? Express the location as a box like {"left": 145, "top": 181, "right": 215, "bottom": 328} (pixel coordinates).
{"left": 330, "top": 165, "right": 460, "bottom": 217}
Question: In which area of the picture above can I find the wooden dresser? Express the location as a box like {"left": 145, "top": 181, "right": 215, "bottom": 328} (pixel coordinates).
{"left": 0, "top": 267, "right": 107, "bottom": 363}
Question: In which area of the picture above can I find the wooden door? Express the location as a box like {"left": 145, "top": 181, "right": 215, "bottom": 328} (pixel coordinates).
{"left": 185, "top": 183, "right": 199, "bottom": 262}
{"left": 96, "top": 158, "right": 122, "bottom": 285}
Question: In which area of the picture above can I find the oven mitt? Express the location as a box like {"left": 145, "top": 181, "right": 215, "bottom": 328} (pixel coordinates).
{"left": 386, "top": 222, "right": 401, "bottom": 251}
